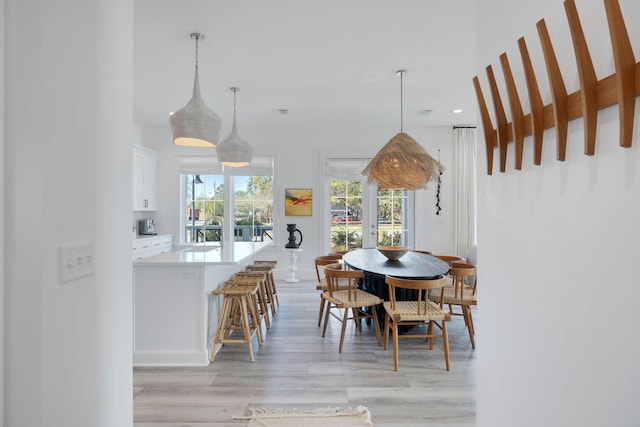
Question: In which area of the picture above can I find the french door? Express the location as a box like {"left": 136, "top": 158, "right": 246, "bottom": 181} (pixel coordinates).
{"left": 328, "top": 178, "right": 412, "bottom": 253}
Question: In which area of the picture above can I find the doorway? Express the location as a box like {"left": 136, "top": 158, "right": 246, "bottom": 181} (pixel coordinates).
{"left": 325, "top": 159, "right": 413, "bottom": 253}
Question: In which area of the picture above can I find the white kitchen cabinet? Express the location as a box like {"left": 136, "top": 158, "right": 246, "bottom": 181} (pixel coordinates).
{"left": 133, "top": 145, "right": 158, "bottom": 211}
{"left": 132, "top": 239, "right": 153, "bottom": 260}
{"left": 150, "top": 235, "right": 173, "bottom": 255}
{"left": 133, "top": 234, "right": 173, "bottom": 260}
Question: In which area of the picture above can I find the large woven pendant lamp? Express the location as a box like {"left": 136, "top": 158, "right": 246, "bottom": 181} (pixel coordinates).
{"left": 362, "top": 70, "right": 443, "bottom": 190}
{"left": 216, "top": 87, "right": 252, "bottom": 167}
{"left": 169, "top": 33, "right": 222, "bottom": 147}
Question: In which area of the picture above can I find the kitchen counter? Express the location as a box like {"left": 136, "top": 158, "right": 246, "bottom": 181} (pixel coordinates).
{"left": 133, "top": 241, "right": 272, "bottom": 266}
{"left": 133, "top": 241, "right": 273, "bottom": 366}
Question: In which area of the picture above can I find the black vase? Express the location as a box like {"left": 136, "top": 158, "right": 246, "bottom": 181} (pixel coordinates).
{"left": 285, "top": 224, "right": 303, "bottom": 248}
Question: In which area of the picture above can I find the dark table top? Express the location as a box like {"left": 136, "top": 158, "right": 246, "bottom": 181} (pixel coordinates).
{"left": 343, "top": 248, "right": 449, "bottom": 279}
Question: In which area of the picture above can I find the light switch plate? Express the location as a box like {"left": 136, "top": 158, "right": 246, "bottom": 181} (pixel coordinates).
{"left": 59, "top": 242, "right": 95, "bottom": 283}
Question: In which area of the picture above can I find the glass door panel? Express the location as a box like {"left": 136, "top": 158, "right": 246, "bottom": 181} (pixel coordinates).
{"left": 376, "top": 188, "right": 408, "bottom": 246}
{"left": 329, "top": 180, "right": 363, "bottom": 253}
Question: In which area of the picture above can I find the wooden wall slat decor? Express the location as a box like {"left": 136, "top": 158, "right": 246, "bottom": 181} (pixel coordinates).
{"left": 472, "top": 76, "right": 497, "bottom": 175}
{"left": 473, "top": 0, "right": 639, "bottom": 175}
{"left": 518, "top": 37, "right": 545, "bottom": 165}
{"left": 565, "top": 0, "right": 598, "bottom": 156}
{"left": 604, "top": 0, "right": 636, "bottom": 149}
{"left": 537, "top": 19, "right": 569, "bottom": 162}
{"left": 486, "top": 65, "right": 510, "bottom": 173}
{"left": 500, "top": 53, "right": 525, "bottom": 170}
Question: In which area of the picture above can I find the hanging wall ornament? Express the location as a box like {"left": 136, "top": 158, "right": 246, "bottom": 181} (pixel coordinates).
{"left": 435, "top": 149, "right": 442, "bottom": 215}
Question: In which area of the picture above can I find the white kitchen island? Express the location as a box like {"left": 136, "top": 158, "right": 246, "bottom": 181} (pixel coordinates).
{"left": 133, "top": 241, "right": 272, "bottom": 366}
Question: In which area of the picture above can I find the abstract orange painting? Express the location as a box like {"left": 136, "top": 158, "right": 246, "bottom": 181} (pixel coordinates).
{"left": 285, "top": 188, "right": 312, "bottom": 216}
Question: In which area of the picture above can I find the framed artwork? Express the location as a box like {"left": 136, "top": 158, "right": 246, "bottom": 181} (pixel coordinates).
{"left": 285, "top": 188, "right": 312, "bottom": 216}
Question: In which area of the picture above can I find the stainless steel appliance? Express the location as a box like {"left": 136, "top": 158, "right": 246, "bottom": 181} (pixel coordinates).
{"left": 138, "top": 219, "right": 157, "bottom": 235}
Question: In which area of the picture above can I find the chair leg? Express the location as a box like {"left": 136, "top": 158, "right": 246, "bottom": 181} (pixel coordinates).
{"left": 317, "top": 296, "right": 326, "bottom": 327}
{"left": 427, "top": 321, "right": 435, "bottom": 349}
{"left": 339, "top": 308, "right": 349, "bottom": 353}
{"left": 392, "top": 321, "right": 399, "bottom": 371}
{"left": 321, "top": 298, "right": 331, "bottom": 338}
{"left": 210, "top": 296, "right": 232, "bottom": 363}
{"left": 383, "top": 313, "right": 390, "bottom": 350}
{"left": 239, "top": 295, "right": 255, "bottom": 363}
{"left": 442, "top": 320, "right": 450, "bottom": 371}
{"left": 353, "top": 307, "right": 362, "bottom": 333}
{"left": 268, "top": 271, "right": 279, "bottom": 307}
{"left": 266, "top": 278, "right": 277, "bottom": 316}
{"left": 371, "top": 306, "right": 382, "bottom": 347}
{"left": 247, "top": 294, "right": 263, "bottom": 346}
{"left": 463, "top": 305, "right": 475, "bottom": 349}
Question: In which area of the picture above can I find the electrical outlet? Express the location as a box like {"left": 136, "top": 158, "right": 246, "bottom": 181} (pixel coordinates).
{"left": 59, "top": 242, "right": 95, "bottom": 283}
{"left": 184, "top": 268, "right": 199, "bottom": 279}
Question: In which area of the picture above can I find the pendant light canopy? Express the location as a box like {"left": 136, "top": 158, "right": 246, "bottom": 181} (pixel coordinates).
{"left": 362, "top": 70, "right": 444, "bottom": 190}
{"left": 216, "top": 87, "right": 253, "bottom": 167}
{"left": 169, "top": 33, "right": 222, "bottom": 147}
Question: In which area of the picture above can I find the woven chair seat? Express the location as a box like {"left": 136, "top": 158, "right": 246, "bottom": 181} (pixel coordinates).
{"left": 322, "top": 289, "right": 383, "bottom": 308}
{"left": 431, "top": 286, "right": 477, "bottom": 305}
{"left": 383, "top": 300, "right": 450, "bottom": 322}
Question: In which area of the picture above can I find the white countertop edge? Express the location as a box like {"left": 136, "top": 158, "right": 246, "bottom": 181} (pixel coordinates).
{"left": 133, "top": 241, "right": 272, "bottom": 266}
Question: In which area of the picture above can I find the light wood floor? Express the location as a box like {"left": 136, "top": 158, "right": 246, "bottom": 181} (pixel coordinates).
{"left": 133, "top": 280, "right": 477, "bottom": 426}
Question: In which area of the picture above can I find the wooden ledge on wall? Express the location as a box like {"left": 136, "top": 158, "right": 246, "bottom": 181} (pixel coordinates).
{"left": 473, "top": 0, "right": 639, "bottom": 175}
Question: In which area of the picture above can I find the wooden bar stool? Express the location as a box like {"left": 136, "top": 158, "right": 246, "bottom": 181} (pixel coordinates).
{"left": 246, "top": 264, "right": 278, "bottom": 315}
{"left": 253, "top": 260, "right": 279, "bottom": 307}
{"left": 210, "top": 280, "right": 263, "bottom": 363}
{"left": 234, "top": 271, "right": 271, "bottom": 329}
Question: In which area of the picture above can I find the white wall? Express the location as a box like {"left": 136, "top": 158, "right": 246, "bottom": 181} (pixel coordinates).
{"left": 139, "top": 122, "right": 457, "bottom": 280}
{"left": 0, "top": 0, "right": 5, "bottom": 422}
{"left": 476, "top": 0, "right": 640, "bottom": 425}
{"left": 3, "top": 0, "right": 133, "bottom": 426}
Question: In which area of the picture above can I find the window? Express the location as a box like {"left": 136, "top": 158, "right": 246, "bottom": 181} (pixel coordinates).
{"left": 325, "top": 158, "right": 414, "bottom": 253}
{"left": 376, "top": 188, "right": 409, "bottom": 246}
{"left": 330, "top": 179, "right": 363, "bottom": 252}
{"left": 180, "top": 156, "right": 274, "bottom": 244}
{"left": 233, "top": 175, "right": 273, "bottom": 242}
{"left": 184, "top": 174, "right": 224, "bottom": 243}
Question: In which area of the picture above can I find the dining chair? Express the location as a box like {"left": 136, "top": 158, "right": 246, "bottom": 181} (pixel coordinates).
{"left": 321, "top": 263, "right": 383, "bottom": 353}
{"left": 433, "top": 254, "right": 466, "bottom": 266}
{"left": 430, "top": 262, "right": 477, "bottom": 348}
{"left": 383, "top": 275, "right": 451, "bottom": 371}
{"left": 314, "top": 254, "right": 344, "bottom": 326}
{"left": 412, "top": 249, "right": 433, "bottom": 256}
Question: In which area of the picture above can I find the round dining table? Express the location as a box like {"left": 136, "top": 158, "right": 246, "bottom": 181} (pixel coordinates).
{"left": 343, "top": 248, "right": 450, "bottom": 324}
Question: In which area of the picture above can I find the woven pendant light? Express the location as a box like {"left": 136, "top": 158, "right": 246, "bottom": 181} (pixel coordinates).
{"left": 169, "top": 33, "right": 222, "bottom": 147}
{"left": 216, "top": 87, "right": 252, "bottom": 167}
{"left": 362, "top": 70, "right": 443, "bottom": 190}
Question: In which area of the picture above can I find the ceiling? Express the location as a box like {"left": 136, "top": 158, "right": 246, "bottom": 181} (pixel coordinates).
{"left": 134, "top": 0, "right": 477, "bottom": 137}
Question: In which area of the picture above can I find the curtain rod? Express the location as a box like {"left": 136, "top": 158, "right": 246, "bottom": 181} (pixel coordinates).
{"left": 453, "top": 125, "right": 476, "bottom": 129}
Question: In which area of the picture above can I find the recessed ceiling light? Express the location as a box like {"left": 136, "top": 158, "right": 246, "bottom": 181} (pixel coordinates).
{"left": 278, "top": 109, "right": 289, "bottom": 115}
{"left": 452, "top": 109, "right": 463, "bottom": 114}
{"left": 418, "top": 109, "right": 432, "bottom": 115}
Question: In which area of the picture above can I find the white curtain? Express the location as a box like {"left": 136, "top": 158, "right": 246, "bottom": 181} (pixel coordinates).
{"left": 453, "top": 128, "right": 477, "bottom": 258}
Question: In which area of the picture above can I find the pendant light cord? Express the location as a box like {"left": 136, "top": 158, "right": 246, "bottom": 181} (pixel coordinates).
{"left": 230, "top": 87, "right": 239, "bottom": 129}
{"left": 397, "top": 70, "right": 406, "bottom": 133}
{"left": 190, "top": 32, "right": 203, "bottom": 73}
{"left": 195, "top": 35, "right": 199, "bottom": 73}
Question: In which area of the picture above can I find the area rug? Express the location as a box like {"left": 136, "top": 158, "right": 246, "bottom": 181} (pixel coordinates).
{"left": 233, "top": 406, "right": 373, "bottom": 426}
